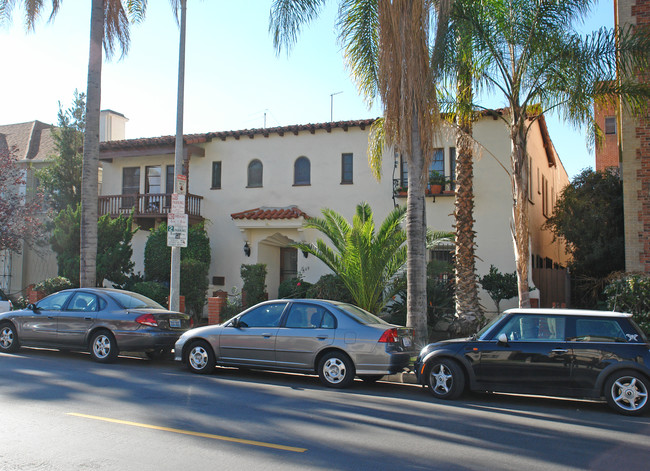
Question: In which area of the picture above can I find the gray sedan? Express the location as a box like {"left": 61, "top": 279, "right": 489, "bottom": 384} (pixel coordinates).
{"left": 174, "top": 299, "right": 415, "bottom": 388}
{"left": 0, "top": 288, "right": 192, "bottom": 363}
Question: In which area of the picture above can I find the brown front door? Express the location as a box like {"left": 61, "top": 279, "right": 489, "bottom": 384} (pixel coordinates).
{"left": 280, "top": 247, "right": 298, "bottom": 283}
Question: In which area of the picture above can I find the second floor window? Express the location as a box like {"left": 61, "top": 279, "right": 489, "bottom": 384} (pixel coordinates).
{"left": 605, "top": 116, "right": 616, "bottom": 135}
{"left": 212, "top": 161, "right": 222, "bottom": 189}
{"left": 248, "top": 159, "right": 263, "bottom": 188}
{"left": 341, "top": 153, "right": 353, "bottom": 184}
{"left": 294, "top": 156, "right": 310, "bottom": 185}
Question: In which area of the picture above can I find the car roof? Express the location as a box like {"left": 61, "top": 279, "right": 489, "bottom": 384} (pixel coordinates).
{"left": 504, "top": 308, "right": 632, "bottom": 318}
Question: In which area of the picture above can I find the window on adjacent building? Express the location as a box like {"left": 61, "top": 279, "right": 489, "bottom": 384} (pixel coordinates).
{"left": 165, "top": 165, "right": 174, "bottom": 207}
{"left": 428, "top": 148, "right": 445, "bottom": 175}
{"left": 605, "top": 116, "right": 616, "bottom": 135}
{"left": 341, "top": 153, "right": 353, "bottom": 184}
{"left": 145, "top": 166, "right": 162, "bottom": 194}
{"left": 400, "top": 155, "right": 408, "bottom": 187}
{"left": 211, "top": 161, "right": 222, "bottom": 189}
{"left": 294, "top": 156, "right": 310, "bottom": 185}
{"left": 542, "top": 175, "right": 549, "bottom": 217}
{"left": 247, "top": 159, "right": 263, "bottom": 188}
{"left": 122, "top": 167, "right": 140, "bottom": 208}
{"left": 449, "top": 147, "right": 456, "bottom": 190}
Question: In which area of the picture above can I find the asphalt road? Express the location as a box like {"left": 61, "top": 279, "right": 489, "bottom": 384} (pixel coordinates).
{"left": 1, "top": 348, "right": 649, "bottom": 471}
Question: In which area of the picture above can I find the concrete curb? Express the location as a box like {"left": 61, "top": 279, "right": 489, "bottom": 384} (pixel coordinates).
{"left": 383, "top": 372, "right": 419, "bottom": 385}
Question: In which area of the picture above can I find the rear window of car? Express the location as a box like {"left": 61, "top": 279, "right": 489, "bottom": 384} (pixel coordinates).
{"left": 572, "top": 318, "right": 628, "bottom": 342}
{"left": 334, "top": 303, "right": 390, "bottom": 325}
{"left": 108, "top": 291, "right": 165, "bottom": 310}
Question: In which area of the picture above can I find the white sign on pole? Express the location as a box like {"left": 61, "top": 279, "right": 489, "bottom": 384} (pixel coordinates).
{"left": 176, "top": 174, "right": 187, "bottom": 195}
{"left": 170, "top": 193, "right": 185, "bottom": 214}
{"left": 167, "top": 213, "right": 188, "bottom": 247}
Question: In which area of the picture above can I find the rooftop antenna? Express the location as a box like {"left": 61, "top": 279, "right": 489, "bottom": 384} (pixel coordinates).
{"left": 330, "top": 91, "right": 343, "bottom": 121}
{"left": 264, "top": 109, "right": 268, "bottom": 128}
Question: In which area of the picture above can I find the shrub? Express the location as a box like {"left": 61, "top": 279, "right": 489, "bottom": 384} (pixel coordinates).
{"left": 181, "top": 259, "right": 209, "bottom": 319}
{"left": 306, "top": 274, "right": 354, "bottom": 303}
{"left": 278, "top": 277, "right": 312, "bottom": 298}
{"left": 34, "top": 276, "right": 74, "bottom": 295}
{"left": 479, "top": 265, "right": 518, "bottom": 313}
{"left": 130, "top": 281, "right": 168, "bottom": 307}
{"left": 604, "top": 274, "right": 650, "bottom": 334}
{"left": 241, "top": 264, "right": 267, "bottom": 308}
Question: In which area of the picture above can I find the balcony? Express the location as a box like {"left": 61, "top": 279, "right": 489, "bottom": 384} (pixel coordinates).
{"left": 392, "top": 179, "right": 456, "bottom": 200}
{"left": 98, "top": 193, "right": 204, "bottom": 228}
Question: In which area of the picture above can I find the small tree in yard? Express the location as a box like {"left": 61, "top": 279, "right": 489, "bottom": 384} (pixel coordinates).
{"left": 480, "top": 265, "right": 518, "bottom": 313}
{"left": 50, "top": 204, "right": 136, "bottom": 287}
{"left": 0, "top": 147, "right": 47, "bottom": 253}
{"left": 35, "top": 91, "right": 85, "bottom": 212}
{"left": 605, "top": 274, "right": 650, "bottom": 335}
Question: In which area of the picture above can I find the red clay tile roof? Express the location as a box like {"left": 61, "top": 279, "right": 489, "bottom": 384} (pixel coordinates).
{"left": 231, "top": 206, "right": 310, "bottom": 221}
{"left": 99, "top": 119, "right": 377, "bottom": 153}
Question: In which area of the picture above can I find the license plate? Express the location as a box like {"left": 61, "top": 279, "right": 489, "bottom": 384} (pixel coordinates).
{"left": 403, "top": 337, "right": 412, "bottom": 347}
{"left": 170, "top": 319, "right": 181, "bottom": 328}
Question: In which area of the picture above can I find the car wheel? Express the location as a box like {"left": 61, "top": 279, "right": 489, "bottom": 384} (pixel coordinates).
{"left": 359, "top": 375, "right": 384, "bottom": 383}
{"left": 604, "top": 370, "right": 649, "bottom": 416}
{"left": 89, "top": 330, "right": 119, "bottom": 363}
{"left": 186, "top": 340, "right": 215, "bottom": 374}
{"left": 0, "top": 322, "right": 19, "bottom": 353}
{"left": 426, "top": 358, "right": 465, "bottom": 399}
{"left": 318, "top": 351, "right": 355, "bottom": 388}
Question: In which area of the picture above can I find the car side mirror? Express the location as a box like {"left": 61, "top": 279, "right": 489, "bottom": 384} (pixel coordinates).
{"left": 231, "top": 317, "right": 240, "bottom": 328}
{"left": 497, "top": 333, "right": 508, "bottom": 344}
{"left": 27, "top": 303, "right": 38, "bottom": 312}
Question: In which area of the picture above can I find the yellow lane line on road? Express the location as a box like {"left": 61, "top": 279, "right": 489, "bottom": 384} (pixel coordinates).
{"left": 67, "top": 412, "right": 307, "bottom": 453}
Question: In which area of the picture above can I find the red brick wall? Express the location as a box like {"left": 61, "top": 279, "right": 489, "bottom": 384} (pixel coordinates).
{"left": 594, "top": 101, "right": 620, "bottom": 171}
{"left": 631, "top": 0, "right": 650, "bottom": 271}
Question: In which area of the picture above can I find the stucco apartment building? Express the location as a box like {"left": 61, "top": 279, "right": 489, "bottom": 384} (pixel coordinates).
{"left": 98, "top": 112, "right": 570, "bottom": 314}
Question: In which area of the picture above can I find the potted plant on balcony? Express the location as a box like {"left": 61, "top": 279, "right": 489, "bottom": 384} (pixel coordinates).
{"left": 428, "top": 171, "right": 446, "bottom": 195}
{"left": 395, "top": 185, "right": 408, "bottom": 197}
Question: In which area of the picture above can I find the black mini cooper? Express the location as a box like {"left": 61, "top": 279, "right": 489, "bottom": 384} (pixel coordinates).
{"left": 414, "top": 309, "right": 650, "bottom": 415}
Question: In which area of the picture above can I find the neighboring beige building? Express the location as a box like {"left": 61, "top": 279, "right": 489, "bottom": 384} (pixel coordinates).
{"left": 0, "top": 111, "right": 128, "bottom": 299}
{"left": 0, "top": 120, "right": 58, "bottom": 297}
{"left": 98, "top": 113, "right": 570, "bottom": 314}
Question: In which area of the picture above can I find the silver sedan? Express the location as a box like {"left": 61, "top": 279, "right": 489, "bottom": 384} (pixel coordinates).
{"left": 0, "top": 288, "right": 192, "bottom": 363}
{"left": 175, "top": 299, "right": 415, "bottom": 388}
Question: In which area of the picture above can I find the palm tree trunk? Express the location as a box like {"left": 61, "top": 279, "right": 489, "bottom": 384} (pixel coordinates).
{"left": 452, "top": 29, "right": 482, "bottom": 335}
{"left": 80, "top": 0, "right": 103, "bottom": 287}
{"left": 406, "top": 111, "right": 428, "bottom": 348}
{"left": 510, "top": 120, "right": 531, "bottom": 308}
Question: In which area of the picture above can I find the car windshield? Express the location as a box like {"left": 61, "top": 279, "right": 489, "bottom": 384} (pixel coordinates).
{"left": 335, "top": 303, "right": 390, "bottom": 325}
{"left": 108, "top": 291, "right": 164, "bottom": 310}
{"left": 475, "top": 313, "right": 508, "bottom": 339}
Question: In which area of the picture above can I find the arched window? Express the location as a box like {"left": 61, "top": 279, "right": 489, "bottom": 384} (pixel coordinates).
{"left": 247, "top": 159, "right": 263, "bottom": 187}
{"left": 294, "top": 156, "right": 310, "bottom": 185}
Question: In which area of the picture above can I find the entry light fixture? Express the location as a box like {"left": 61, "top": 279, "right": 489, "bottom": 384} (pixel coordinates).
{"left": 243, "top": 242, "right": 251, "bottom": 257}
{"left": 302, "top": 250, "right": 309, "bottom": 259}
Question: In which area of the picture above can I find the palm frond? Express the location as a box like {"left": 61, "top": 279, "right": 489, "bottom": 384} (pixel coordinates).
{"left": 269, "top": 0, "right": 328, "bottom": 55}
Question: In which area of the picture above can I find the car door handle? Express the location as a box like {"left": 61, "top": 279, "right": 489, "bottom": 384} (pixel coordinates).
{"left": 551, "top": 349, "right": 569, "bottom": 353}
{"left": 85, "top": 317, "right": 92, "bottom": 321}
{"left": 47, "top": 316, "right": 55, "bottom": 319}
{"left": 317, "top": 336, "right": 329, "bottom": 340}
{"left": 262, "top": 333, "right": 272, "bottom": 338}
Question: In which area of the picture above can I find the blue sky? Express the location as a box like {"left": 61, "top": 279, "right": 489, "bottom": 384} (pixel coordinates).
{"left": 0, "top": 0, "right": 613, "bottom": 179}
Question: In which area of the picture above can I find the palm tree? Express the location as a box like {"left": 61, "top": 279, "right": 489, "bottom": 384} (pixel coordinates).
{"left": 270, "top": 0, "right": 453, "bottom": 346}
{"left": 1, "top": 1, "right": 150, "bottom": 287}
{"left": 293, "top": 202, "right": 407, "bottom": 315}
{"left": 453, "top": 0, "right": 650, "bottom": 307}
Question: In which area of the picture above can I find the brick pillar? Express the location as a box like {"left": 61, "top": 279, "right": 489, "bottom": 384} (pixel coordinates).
{"left": 208, "top": 297, "right": 225, "bottom": 325}
{"left": 26, "top": 284, "right": 46, "bottom": 304}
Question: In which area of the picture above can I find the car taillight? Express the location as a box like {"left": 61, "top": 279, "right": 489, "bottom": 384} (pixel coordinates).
{"left": 189, "top": 317, "right": 194, "bottom": 328}
{"left": 378, "top": 328, "right": 399, "bottom": 343}
{"left": 135, "top": 313, "right": 158, "bottom": 327}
